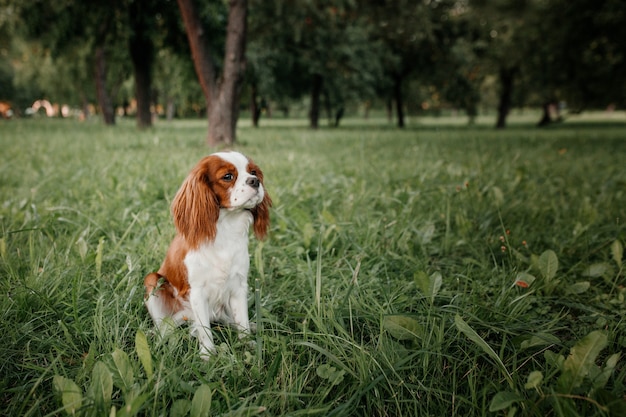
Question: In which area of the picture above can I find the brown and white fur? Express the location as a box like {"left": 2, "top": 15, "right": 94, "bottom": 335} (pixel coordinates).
{"left": 144, "top": 151, "right": 271, "bottom": 359}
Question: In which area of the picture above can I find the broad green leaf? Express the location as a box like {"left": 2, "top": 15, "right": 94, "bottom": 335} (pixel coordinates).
{"left": 514, "top": 272, "right": 536, "bottom": 288}
{"left": 116, "top": 393, "right": 150, "bottom": 417}
{"left": 89, "top": 361, "right": 113, "bottom": 411}
{"left": 414, "top": 271, "right": 442, "bottom": 302}
{"left": 524, "top": 371, "right": 543, "bottom": 389}
{"left": 489, "top": 391, "right": 522, "bottom": 411}
{"left": 429, "top": 272, "right": 442, "bottom": 303}
{"left": 316, "top": 364, "right": 346, "bottom": 386}
{"left": 0, "top": 237, "right": 6, "bottom": 259}
{"left": 76, "top": 237, "right": 88, "bottom": 260}
{"left": 170, "top": 399, "right": 192, "bottom": 417}
{"left": 520, "top": 332, "right": 561, "bottom": 350}
{"left": 53, "top": 375, "right": 83, "bottom": 416}
{"left": 557, "top": 330, "right": 607, "bottom": 393}
{"left": 592, "top": 352, "right": 621, "bottom": 390}
{"left": 538, "top": 250, "right": 558, "bottom": 281}
{"left": 320, "top": 209, "right": 337, "bottom": 226}
{"left": 383, "top": 315, "right": 422, "bottom": 341}
{"left": 611, "top": 240, "right": 623, "bottom": 267}
{"left": 567, "top": 281, "right": 590, "bottom": 294}
{"left": 302, "top": 223, "right": 315, "bottom": 249}
{"left": 492, "top": 186, "right": 504, "bottom": 206}
{"left": 454, "top": 315, "right": 513, "bottom": 388}
{"left": 135, "top": 330, "right": 153, "bottom": 379}
{"left": 111, "top": 348, "right": 134, "bottom": 392}
{"left": 190, "top": 384, "right": 212, "bottom": 417}
{"left": 418, "top": 223, "right": 435, "bottom": 244}
{"left": 544, "top": 350, "right": 565, "bottom": 368}
{"left": 582, "top": 263, "right": 609, "bottom": 278}
{"left": 414, "top": 271, "right": 429, "bottom": 295}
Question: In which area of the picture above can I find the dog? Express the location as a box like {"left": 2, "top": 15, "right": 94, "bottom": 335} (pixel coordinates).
{"left": 144, "top": 151, "right": 271, "bottom": 359}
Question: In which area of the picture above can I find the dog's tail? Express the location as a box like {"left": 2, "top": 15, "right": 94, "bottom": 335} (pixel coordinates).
{"left": 144, "top": 272, "right": 186, "bottom": 322}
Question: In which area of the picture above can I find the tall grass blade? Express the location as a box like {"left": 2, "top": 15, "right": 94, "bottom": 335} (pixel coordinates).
{"left": 315, "top": 234, "right": 322, "bottom": 313}
{"left": 611, "top": 239, "right": 623, "bottom": 267}
{"left": 254, "top": 242, "right": 264, "bottom": 364}
{"left": 95, "top": 237, "right": 104, "bottom": 279}
{"left": 454, "top": 314, "right": 513, "bottom": 388}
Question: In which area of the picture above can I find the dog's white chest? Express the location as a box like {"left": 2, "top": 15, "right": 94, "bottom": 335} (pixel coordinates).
{"left": 184, "top": 210, "right": 252, "bottom": 304}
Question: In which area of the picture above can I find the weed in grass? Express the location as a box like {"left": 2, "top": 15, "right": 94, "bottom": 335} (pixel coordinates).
{"left": 1, "top": 117, "right": 625, "bottom": 416}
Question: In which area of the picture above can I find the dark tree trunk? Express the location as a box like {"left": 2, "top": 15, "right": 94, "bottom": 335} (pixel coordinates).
{"left": 310, "top": 73, "right": 322, "bottom": 129}
{"left": 495, "top": 66, "right": 517, "bottom": 129}
{"left": 537, "top": 102, "right": 552, "bottom": 126}
{"left": 334, "top": 107, "right": 344, "bottom": 127}
{"left": 178, "top": 0, "right": 248, "bottom": 146}
{"left": 94, "top": 46, "right": 115, "bottom": 125}
{"left": 393, "top": 75, "right": 405, "bottom": 128}
{"left": 537, "top": 101, "right": 561, "bottom": 126}
{"left": 129, "top": 0, "right": 155, "bottom": 128}
{"left": 177, "top": 0, "right": 215, "bottom": 102}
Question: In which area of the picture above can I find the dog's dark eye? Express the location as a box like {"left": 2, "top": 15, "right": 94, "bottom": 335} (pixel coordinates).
{"left": 222, "top": 173, "right": 234, "bottom": 181}
{"left": 249, "top": 170, "right": 257, "bottom": 176}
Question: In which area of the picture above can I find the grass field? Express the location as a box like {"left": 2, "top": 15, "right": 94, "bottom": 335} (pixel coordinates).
{"left": 1, "top": 115, "right": 625, "bottom": 416}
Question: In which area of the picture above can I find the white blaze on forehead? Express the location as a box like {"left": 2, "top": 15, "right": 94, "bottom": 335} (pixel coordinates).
{"left": 213, "top": 151, "right": 249, "bottom": 172}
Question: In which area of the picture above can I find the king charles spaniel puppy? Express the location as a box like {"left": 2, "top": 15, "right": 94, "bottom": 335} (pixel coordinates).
{"left": 144, "top": 151, "right": 271, "bottom": 359}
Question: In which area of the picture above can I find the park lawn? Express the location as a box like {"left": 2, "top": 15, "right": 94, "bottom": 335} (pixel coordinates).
{"left": 0, "top": 116, "right": 625, "bottom": 416}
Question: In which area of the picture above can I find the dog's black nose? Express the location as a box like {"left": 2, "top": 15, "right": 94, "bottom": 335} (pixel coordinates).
{"left": 246, "top": 177, "right": 260, "bottom": 188}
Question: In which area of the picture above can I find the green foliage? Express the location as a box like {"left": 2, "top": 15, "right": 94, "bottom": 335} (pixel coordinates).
{"left": 1, "top": 117, "right": 625, "bottom": 416}
{"left": 455, "top": 314, "right": 514, "bottom": 389}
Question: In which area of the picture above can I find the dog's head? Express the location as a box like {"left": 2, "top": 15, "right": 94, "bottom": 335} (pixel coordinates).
{"left": 171, "top": 151, "right": 272, "bottom": 247}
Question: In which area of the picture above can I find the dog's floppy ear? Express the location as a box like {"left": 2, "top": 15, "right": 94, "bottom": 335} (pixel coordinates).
{"left": 250, "top": 164, "right": 272, "bottom": 240}
{"left": 252, "top": 191, "right": 272, "bottom": 240}
{"left": 171, "top": 162, "right": 220, "bottom": 248}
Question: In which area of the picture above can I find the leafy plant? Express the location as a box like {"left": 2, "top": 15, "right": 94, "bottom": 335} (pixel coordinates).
{"left": 489, "top": 330, "right": 624, "bottom": 416}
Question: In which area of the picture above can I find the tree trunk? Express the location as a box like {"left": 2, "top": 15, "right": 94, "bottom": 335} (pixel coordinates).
{"left": 334, "top": 107, "right": 344, "bottom": 127}
{"left": 310, "top": 73, "right": 322, "bottom": 129}
{"left": 393, "top": 75, "right": 405, "bottom": 128}
{"left": 129, "top": 0, "right": 155, "bottom": 129}
{"left": 323, "top": 89, "right": 332, "bottom": 125}
{"left": 94, "top": 46, "right": 115, "bottom": 125}
{"left": 177, "top": 0, "right": 248, "bottom": 146}
{"left": 495, "top": 66, "right": 516, "bottom": 129}
{"left": 166, "top": 97, "right": 175, "bottom": 121}
{"left": 537, "top": 101, "right": 552, "bottom": 126}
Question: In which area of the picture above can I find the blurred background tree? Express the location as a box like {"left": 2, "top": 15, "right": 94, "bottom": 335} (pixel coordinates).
{"left": 0, "top": 0, "right": 624, "bottom": 137}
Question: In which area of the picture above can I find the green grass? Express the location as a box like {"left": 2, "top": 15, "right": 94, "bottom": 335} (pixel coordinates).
{"left": 1, "top": 116, "right": 625, "bottom": 416}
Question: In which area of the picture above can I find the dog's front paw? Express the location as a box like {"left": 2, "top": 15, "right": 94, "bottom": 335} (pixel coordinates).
{"left": 198, "top": 343, "right": 216, "bottom": 361}
{"left": 248, "top": 321, "right": 257, "bottom": 333}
